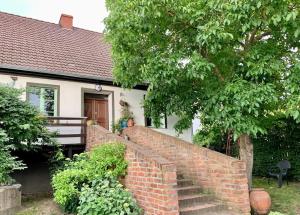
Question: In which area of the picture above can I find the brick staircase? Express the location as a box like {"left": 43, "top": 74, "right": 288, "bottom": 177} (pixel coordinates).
{"left": 176, "top": 174, "right": 237, "bottom": 215}
{"left": 87, "top": 125, "right": 250, "bottom": 214}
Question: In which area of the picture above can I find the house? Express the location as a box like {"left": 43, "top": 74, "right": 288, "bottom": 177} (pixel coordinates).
{"left": 0, "top": 12, "right": 193, "bottom": 149}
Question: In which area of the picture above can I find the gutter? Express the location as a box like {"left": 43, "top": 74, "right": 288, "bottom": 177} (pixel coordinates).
{"left": 0, "top": 64, "right": 148, "bottom": 91}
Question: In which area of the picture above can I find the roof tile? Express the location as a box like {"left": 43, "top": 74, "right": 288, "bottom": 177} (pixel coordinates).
{"left": 0, "top": 12, "right": 113, "bottom": 79}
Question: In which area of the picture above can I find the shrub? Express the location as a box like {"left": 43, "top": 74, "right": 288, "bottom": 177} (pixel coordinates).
{"left": 0, "top": 85, "right": 54, "bottom": 185}
{"left": 52, "top": 142, "right": 127, "bottom": 213}
{"left": 77, "top": 176, "right": 141, "bottom": 215}
{"left": 0, "top": 85, "right": 54, "bottom": 150}
{"left": 0, "top": 130, "right": 26, "bottom": 185}
{"left": 253, "top": 118, "right": 300, "bottom": 180}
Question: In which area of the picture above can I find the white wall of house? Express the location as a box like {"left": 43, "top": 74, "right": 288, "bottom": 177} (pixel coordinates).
{"left": 0, "top": 73, "right": 193, "bottom": 142}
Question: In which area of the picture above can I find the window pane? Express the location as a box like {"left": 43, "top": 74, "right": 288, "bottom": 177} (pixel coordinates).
{"left": 44, "top": 88, "right": 55, "bottom": 100}
{"left": 45, "top": 100, "right": 54, "bottom": 113}
{"left": 28, "top": 89, "right": 41, "bottom": 109}
{"left": 27, "top": 85, "right": 58, "bottom": 116}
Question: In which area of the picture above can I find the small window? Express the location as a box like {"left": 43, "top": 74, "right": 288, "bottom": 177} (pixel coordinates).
{"left": 27, "top": 84, "right": 59, "bottom": 116}
{"left": 143, "top": 94, "right": 167, "bottom": 129}
{"left": 145, "top": 114, "right": 167, "bottom": 129}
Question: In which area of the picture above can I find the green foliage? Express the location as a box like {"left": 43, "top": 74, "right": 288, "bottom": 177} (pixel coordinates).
{"left": 195, "top": 117, "right": 300, "bottom": 180}
{"left": 0, "top": 85, "right": 55, "bottom": 150}
{"left": 48, "top": 147, "right": 68, "bottom": 176}
{"left": 112, "top": 121, "right": 122, "bottom": 134}
{"left": 52, "top": 143, "right": 127, "bottom": 213}
{"left": 105, "top": 0, "right": 300, "bottom": 139}
{"left": 77, "top": 176, "right": 141, "bottom": 215}
{"left": 0, "top": 129, "right": 26, "bottom": 185}
{"left": 269, "top": 212, "right": 285, "bottom": 215}
{"left": 0, "top": 85, "right": 54, "bottom": 185}
{"left": 253, "top": 118, "right": 300, "bottom": 180}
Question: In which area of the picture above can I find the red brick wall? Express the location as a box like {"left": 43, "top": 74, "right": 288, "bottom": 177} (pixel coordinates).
{"left": 124, "top": 126, "right": 250, "bottom": 214}
{"left": 86, "top": 125, "right": 179, "bottom": 215}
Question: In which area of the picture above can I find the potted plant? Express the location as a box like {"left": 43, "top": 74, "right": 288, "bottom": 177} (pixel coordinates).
{"left": 127, "top": 117, "right": 134, "bottom": 127}
{"left": 112, "top": 122, "right": 122, "bottom": 135}
{"left": 119, "top": 100, "right": 135, "bottom": 128}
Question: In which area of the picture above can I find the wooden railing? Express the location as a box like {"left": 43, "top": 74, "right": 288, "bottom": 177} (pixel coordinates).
{"left": 47, "top": 117, "right": 87, "bottom": 145}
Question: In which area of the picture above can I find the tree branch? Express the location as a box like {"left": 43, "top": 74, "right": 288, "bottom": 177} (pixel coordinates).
{"left": 254, "top": 31, "right": 272, "bottom": 42}
{"left": 213, "top": 67, "right": 225, "bottom": 82}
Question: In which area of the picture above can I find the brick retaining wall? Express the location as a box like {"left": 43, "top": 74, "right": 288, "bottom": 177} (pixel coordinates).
{"left": 124, "top": 126, "right": 250, "bottom": 214}
{"left": 86, "top": 125, "right": 179, "bottom": 215}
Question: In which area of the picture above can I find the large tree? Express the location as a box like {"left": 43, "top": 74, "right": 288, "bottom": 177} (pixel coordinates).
{"left": 105, "top": 0, "right": 300, "bottom": 188}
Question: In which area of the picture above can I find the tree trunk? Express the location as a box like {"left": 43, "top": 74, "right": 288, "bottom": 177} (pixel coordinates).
{"left": 239, "top": 134, "right": 253, "bottom": 190}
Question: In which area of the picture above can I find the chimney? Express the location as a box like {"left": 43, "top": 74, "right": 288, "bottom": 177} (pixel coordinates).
{"left": 59, "top": 14, "right": 73, "bottom": 29}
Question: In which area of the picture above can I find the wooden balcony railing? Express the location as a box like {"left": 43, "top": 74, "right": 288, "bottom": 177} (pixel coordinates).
{"left": 47, "top": 117, "right": 87, "bottom": 145}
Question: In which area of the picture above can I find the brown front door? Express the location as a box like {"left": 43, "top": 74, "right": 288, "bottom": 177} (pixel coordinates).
{"left": 84, "top": 98, "right": 109, "bottom": 129}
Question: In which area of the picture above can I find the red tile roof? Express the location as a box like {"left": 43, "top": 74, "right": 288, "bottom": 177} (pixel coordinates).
{"left": 0, "top": 12, "right": 113, "bottom": 80}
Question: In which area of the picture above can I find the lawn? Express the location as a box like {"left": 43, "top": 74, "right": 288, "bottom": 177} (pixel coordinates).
{"left": 253, "top": 178, "right": 300, "bottom": 215}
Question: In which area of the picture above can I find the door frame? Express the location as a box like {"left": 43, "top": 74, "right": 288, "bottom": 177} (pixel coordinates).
{"left": 81, "top": 88, "right": 115, "bottom": 130}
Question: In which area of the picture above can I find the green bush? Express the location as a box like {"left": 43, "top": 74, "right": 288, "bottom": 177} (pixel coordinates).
{"left": 78, "top": 176, "right": 141, "bottom": 215}
{"left": 0, "top": 129, "right": 26, "bottom": 185}
{"left": 253, "top": 118, "right": 300, "bottom": 180}
{"left": 0, "top": 85, "right": 54, "bottom": 150}
{"left": 194, "top": 117, "right": 300, "bottom": 180}
{"left": 0, "top": 85, "right": 54, "bottom": 185}
{"left": 52, "top": 143, "right": 128, "bottom": 213}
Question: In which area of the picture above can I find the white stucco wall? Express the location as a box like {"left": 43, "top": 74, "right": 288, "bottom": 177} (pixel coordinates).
{"left": 0, "top": 73, "right": 193, "bottom": 142}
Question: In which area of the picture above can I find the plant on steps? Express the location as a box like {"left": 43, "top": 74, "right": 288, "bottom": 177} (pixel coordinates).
{"left": 52, "top": 143, "right": 133, "bottom": 214}
{"left": 78, "top": 176, "right": 141, "bottom": 215}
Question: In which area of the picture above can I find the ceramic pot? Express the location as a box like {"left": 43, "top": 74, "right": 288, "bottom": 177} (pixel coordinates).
{"left": 250, "top": 188, "right": 271, "bottom": 215}
{"left": 127, "top": 118, "right": 134, "bottom": 127}
{"left": 120, "top": 120, "right": 128, "bottom": 129}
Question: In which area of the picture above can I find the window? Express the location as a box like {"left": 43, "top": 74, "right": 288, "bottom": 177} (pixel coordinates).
{"left": 143, "top": 94, "right": 167, "bottom": 129}
{"left": 145, "top": 114, "right": 167, "bottom": 129}
{"left": 27, "top": 84, "right": 59, "bottom": 116}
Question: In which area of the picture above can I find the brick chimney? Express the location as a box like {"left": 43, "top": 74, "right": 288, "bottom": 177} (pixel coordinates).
{"left": 59, "top": 14, "right": 73, "bottom": 29}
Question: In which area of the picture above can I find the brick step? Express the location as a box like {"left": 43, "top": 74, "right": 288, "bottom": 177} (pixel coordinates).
{"left": 177, "top": 179, "right": 193, "bottom": 187}
{"left": 178, "top": 194, "right": 215, "bottom": 208}
{"left": 179, "top": 202, "right": 230, "bottom": 215}
{"left": 176, "top": 174, "right": 237, "bottom": 214}
{"left": 175, "top": 186, "right": 203, "bottom": 196}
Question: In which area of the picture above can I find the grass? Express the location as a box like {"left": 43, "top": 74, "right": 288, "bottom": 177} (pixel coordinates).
{"left": 16, "top": 196, "right": 62, "bottom": 215}
{"left": 253, "top": 177, "right": 300, "bottom": 215}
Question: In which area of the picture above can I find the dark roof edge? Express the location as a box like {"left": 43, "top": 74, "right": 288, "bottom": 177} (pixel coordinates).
{"left": 0, "top": 64, "right": 148, "bottom": 91}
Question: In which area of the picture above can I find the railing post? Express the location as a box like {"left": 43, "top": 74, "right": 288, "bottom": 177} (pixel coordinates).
{"left": 46, "top": 116, "right": 88, "bottom": 146}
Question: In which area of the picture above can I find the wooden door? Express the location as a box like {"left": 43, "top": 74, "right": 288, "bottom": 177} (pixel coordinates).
{"left": 84, "top": 98, "right": 109, "bottom": 129}
{"left": 84, "top": 99, "right": 94, "bottom": 121}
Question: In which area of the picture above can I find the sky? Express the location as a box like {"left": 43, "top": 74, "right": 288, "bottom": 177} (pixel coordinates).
{"left": 0, "top": 0, "right": 108, "bottom": 32}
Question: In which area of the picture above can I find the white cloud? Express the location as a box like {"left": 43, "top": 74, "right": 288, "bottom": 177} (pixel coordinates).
{"left": 1, "top": 0, "right": 108, "bottom": 32}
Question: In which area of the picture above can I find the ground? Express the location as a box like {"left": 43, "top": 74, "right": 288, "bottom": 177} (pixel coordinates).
{"left": 16, "top": 197, "right": 63, "bottom": 215}
{"left": 15, "top": 178, "right": 300, "bottom": 215}
{"left": 253, "top": 178, "right": 300, "bottom": 215}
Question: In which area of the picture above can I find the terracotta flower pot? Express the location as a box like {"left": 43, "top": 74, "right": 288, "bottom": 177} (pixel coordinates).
{"left": 250, "top": 188, "right": 271, "bottom": 215}
{"left": 127, "top": 118, "right": 134, "bottom": 127}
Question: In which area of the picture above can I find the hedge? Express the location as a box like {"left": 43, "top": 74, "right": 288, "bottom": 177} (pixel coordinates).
{"left": 253, "top": 118, "right": 300, "bottom": 181}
